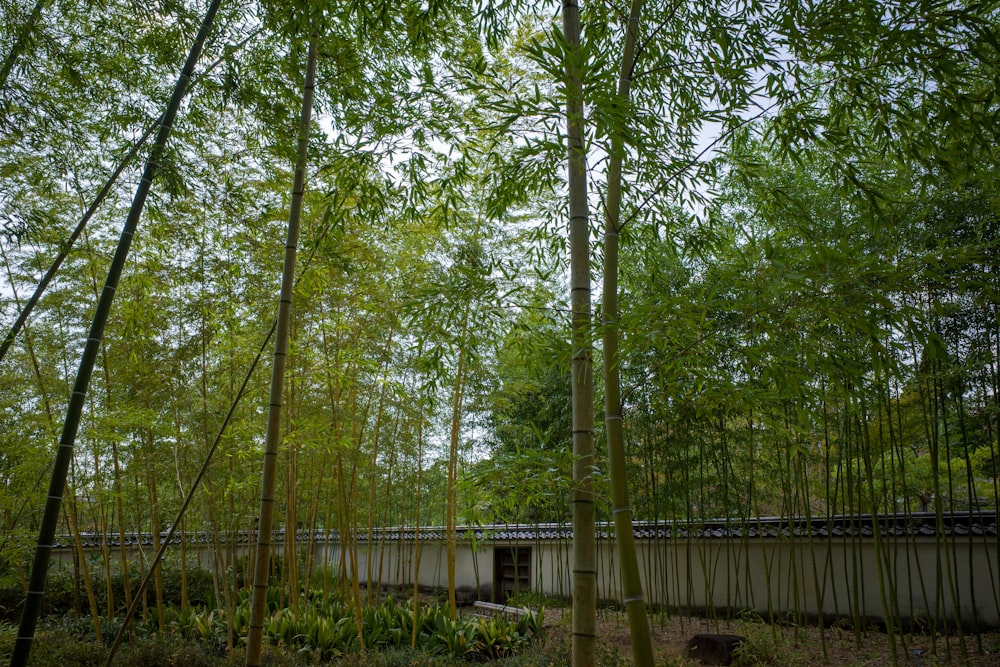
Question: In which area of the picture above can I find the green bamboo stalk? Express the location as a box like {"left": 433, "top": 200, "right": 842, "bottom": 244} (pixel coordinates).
{"left": 284, "top": 369, "right": 298, "bottom": 615}
{"left": 366, "top": 331, "right": 394, "bottom": 604}
{"left": 244, "top": 30, "right": 318, "bottom": 667}
{"left": 908, "top": 334, "right": 942, "bottom": 650}
{"left": 858, "top": 399, "right": 898, "bottom": 665}
{"left": 843, "top": 402, "right": 863, "bottom": 647}
{"left": 8, "top": 1, "right": 222, "bottom": 662}
{"left": 935, "top": 372, "right": 967, "bottom": 660}
{"left": 347, "top": 452, "right": 366, "bottom": 652}
{"left": 879, "top": 373, "right": 907, "bottom": 650}
{"left": 600, "top": 1, "right": 654, "bottom": 662}
{"left": 562, "top": 1, "right": 596, "bottom": 664}
{"left": 0, "top": 0, "right": 47, "bottom": 94}
{"left": 955, "top": 384, "right": 983, "bottom": 649}
{"left": 143, "top": 425, "right": 167, "bottom": 634}
{"left": 446, "top": 309, "right": 469, "bottom": 620}
{"left": 64, "top": 485, "right": 102, "bottom": 642}
{"left": 977, "top": 328, "right": 1000, "bottom": 624}
{"left": 100, "top": 312, "right": 279, "bottom": 665}
{"left": 375, "top": 413, "right": 401, "bottom": 599}
{"left": 411, "top": 418, "right": 425, "bottom": 650}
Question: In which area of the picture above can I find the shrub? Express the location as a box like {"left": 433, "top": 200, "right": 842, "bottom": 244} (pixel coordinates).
{"left": 24, "top": 631, "right": 108, "bottom": 667}
{"left": 0, "top": 563, "right": 223, "bottom": 624}
{"left": 0, "top": 583, "right": 25, "bottom": 624}
{"left": 500, "top": 634, "right": 572, "bottom": 666}
{"left": 332, "top": 648, "right": 463, "bottom": 666}
{"left": 0, "top": 623, "right": 16, "bottom": 661}
{"left": 731, "top": 624, "right": 797, "bottom": 667}
{"left": 506, "top": 590, "right": 568, "bottom": 610}
{"left": 222, "top": 646, "right": 303, "bottom": 667}
{"left": 111, "top": 635, "right": 219, "bottom": 667}
{"left": 1, "top": 593, "right": 546, "bottom": 665}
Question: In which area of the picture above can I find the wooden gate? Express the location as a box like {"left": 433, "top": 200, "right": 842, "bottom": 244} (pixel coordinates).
{"left": 493, "top": 546, "right": 530, "bottom": 602}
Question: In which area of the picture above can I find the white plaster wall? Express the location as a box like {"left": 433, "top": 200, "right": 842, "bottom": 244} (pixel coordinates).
{"left": 315, "top": 539, "right": 490, "bottom": 593}
{"left": 48, "top": 533, "right": 999, "bottom": 629}
{"left": 521, "top": 536, "right": 999, "bottom": 629}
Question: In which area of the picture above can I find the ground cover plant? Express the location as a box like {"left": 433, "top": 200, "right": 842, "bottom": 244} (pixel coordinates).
{"left": 3, "top": 599, "right": 999, "bottom": 666}
{"left": 0, "top": 595, "right": 544, "bottom": 665}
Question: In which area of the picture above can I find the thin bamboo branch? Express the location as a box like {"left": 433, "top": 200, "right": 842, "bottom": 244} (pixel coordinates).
{"left": 0, "top": 0, "right": 47, "bottom": 94}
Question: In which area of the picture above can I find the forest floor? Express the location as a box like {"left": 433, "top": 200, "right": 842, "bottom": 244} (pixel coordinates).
{"left": 540, "top": 607, "right": 1000, "bottom": 666}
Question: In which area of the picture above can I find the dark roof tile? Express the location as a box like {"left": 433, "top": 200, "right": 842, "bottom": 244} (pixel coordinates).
{"left": 43, "top": 511, "right": 997, "bottom": 548}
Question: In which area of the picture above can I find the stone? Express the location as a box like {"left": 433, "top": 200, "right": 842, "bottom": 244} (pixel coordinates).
{"left": 683, "top": 633, "right": 745, "bottom": 665}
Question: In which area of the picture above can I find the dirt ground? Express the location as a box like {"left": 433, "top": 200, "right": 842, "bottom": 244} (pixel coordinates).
{"left": 541, "top": 608, "right": 1000, "bottom": 666}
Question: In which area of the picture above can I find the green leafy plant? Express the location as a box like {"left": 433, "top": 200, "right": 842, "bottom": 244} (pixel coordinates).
{"left": 16, "top": 631, "right": 108, "bottom": 667}
{"left": 731, "top": 625, "right": 794, "bottom": 667}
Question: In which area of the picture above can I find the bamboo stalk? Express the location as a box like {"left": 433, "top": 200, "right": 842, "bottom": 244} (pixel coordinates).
{"left": 65, "top": 486, "right": 102, "bottom": 642}
{"left": 0, "top": 0, "right": 47, "bottom": 93}
{"left": 446, "top": 323, "right": 467, "bottom": 619}
{"left": 8, "top": 0, "right": 223, "bottom": 660}
{"left": 366, "top": 330, "right": 394, "bottom": 604}
{"left": 245, "top": 30, "right": 318, "bottom": 667}
{"left": 411, "top": 417, "right": 425, "bottom": 650}
{"left": 599, "top": 2, "right": 654, "bottom": 663}
{"left": 562, "top": 0, "right": 597, "bottom": 663}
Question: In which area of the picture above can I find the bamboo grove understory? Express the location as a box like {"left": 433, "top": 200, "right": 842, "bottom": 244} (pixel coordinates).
{"left": 2, "top": 0, "right": 999, "bottom": 666}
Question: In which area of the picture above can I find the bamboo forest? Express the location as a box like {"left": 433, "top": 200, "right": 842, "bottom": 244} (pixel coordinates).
{"left": 1, "top": 1, "right": 999, "bottom": 666}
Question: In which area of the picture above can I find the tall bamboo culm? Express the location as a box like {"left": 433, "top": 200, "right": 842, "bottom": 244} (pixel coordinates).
{"left": 244, "top": 31, "right": 319, "bottom": 667}
{"left": 562, "top": 1, "right": 597, "bottom": 665}
{"left": 8, "top": 0, "right": 222, "bottom": 661}
{"left": 600, "top": 1, "right": 654, "bottom": 663}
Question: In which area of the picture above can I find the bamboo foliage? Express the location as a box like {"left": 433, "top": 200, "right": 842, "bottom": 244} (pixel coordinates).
{"left": 0, "top": 26, "right": 262, "bottom": 365}
{"left": 0, "top": 0, "right": 47, "bottom": 94}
